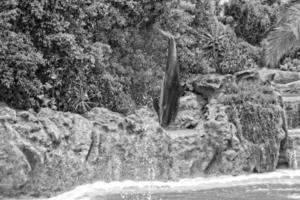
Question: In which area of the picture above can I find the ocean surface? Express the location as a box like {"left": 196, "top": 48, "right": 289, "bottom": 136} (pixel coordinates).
{"left": 49, "top": 170, "right": 300, "bottom": 200}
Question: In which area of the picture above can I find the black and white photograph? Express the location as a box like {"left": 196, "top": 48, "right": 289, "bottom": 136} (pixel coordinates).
{"left": 1, "top": 0, "right": 300, "bottom": 199}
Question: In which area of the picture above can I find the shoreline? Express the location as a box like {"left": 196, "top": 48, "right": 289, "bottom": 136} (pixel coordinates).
{"left": 45, "top": 169, "right": 300, "bottom": 200}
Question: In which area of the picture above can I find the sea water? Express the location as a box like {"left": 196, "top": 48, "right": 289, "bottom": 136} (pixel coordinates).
{"left": 50, "top": 170, "right": 300, "bottom": 200}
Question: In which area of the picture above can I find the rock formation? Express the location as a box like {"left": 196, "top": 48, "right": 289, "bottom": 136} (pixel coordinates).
{"left": 0, "top": 68, "right": 298, "bottom": 198}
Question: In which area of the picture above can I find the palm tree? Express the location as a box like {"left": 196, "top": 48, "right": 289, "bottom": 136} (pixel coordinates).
{"left": 201, "top": 19, "right": 230, "bottom": 68}
{"left": 265, "top": 2, "right": 300, "bottom": 67}
{"left": 200, "top": 16, "right": 234, "bottom": 69}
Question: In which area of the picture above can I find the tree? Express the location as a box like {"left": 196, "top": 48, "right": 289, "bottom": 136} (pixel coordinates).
{"left": 265, "top": 2, "right": 300, "bottom": 67}
{"left": 224, "top": 0, "right": 279, "bottom": 45}
{"left": 0, "top": 0, "right": 171, "bottom": 113}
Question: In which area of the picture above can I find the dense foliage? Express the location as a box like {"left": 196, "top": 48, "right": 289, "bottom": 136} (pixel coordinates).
{"left": 223, "top": 0, "right": 279, "bottom": 45}
{"left": 0, "top": 0, "right": 292, "bottom": 113}
{"left": 0, "top": 0, "right": 171, "bottom": 113}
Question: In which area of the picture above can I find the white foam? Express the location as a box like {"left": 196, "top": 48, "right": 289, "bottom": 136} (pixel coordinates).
{"left": 287, "top": 194, "right": 300, "bottom": 200}
{"left": 49, "top": 170, "right": 300, "bottom": 200}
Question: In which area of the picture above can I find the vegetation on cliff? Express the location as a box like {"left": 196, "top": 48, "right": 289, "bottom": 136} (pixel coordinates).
{"left": 2, "top": 1, "right": 300, "bottom": 198}
{"left": 1, "top": 0, "right": 298, "bottom": 115}
{"left": 265, "top": 2, "right": 300, "bottom": 67}
{"left": 0, "top": 0, "right": 171, "bottom": 113}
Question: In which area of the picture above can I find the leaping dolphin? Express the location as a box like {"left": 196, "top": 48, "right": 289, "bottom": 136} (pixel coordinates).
{"left": 154, "top": 27, "right": 181, "bottom": 127}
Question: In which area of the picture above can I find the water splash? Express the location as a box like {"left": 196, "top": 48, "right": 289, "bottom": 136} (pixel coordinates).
{"left": 48, "top": 169, "right": 300, "bottom": 200}
{"left": 287, "top": 194, "right": 300, "bottom": 200}
{"left": 121, "top": 128, "right": 161, "bottom": 200}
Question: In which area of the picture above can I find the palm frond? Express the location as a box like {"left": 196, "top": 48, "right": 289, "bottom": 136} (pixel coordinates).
{"left": 265, "top": 3, "right": 300, "bottom": 67}
{"left": 265, "top": 26, "right": 299, "bottom": 67}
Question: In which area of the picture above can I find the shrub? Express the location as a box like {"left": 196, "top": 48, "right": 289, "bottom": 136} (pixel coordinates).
{"left": 224, "top": 0, "right": 279, "bottom": 45}
{"left": 200, "top": 19, "right": 258, "bottom": 74}
{"left": 217, "top": 40, "right": 258, "bottom": 74}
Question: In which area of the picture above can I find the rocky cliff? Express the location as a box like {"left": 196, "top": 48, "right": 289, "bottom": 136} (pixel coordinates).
{"left": 0, "top": 69, "right": 297, "bottom": 198}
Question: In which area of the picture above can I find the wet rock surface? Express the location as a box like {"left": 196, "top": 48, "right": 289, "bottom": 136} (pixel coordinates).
{"left": 0, "top": 68, "right": 297, "bottom": 198}
{"left": 168, "top": 92, "right": 205, "bottom": 129}
{"left": 284, "top": 100, "right": 300, "bottom": 129}
{"left": 0, "top": 106, "right": 172, "bottom": 197}
{"left": 262, "top": 68, "right": 300, "bottom": 169}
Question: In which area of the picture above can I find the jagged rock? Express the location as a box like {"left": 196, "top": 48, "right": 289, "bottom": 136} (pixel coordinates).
{"left": 284, "top": 99, "right": 300, "bottom": 129}
{"left": 169, "top": 131, "right": 215, "bottom": 177}
{"left": 0, "top": 94, "right": 291, "bottom": 198}
{"left": 169, "top": 100, "right": 278, "bottom": 176}
{"left": 0, "top": 105, "right": 173, "bottom": 197}
{"left": 274, "top": 81, "right": 300, "bottom": 96}
{"left": 0, "top": 140, "right": 31, "bottom": 192}
{"left": 200, "top": 102, "right": 244, "bottom": 174}
{"left": 205, "top": 101, "right": 285, "bottom": 174}
{"left": 84, "top": 107, "right": 171, "bottom": 181}
{"left": 168, "top": 92, "right": 205, "bottom": 129}
{"left": 278, "top": 136, "right": 297, "bottom": 169}
{"left": 169, "top": 98, "right": 284, "bottom": 177}
{"left": 289, "top": 129, "right": 300, "bottom": 168}
{"left": 14, "top": 111, "right": 50, "bottom": 147}
{"left": 84, "top": 107, "right": 124, "bottom": 127}
{"left": 0, "top": 108, "right": 44, "bottom": 194}
{"left": 234, "top": 68, "right": 260, "bottom": 83}
{"left": 258, "top": 68, "right": 300, "bottom": 84}
{"left": 69, "top": 114, "right": 93, "bottom": 160}
{"left": 0, "top": 104, "right": 16, "bottom": 122}
{"left": 187, "top": 74, "right": 229, "bottom": 99}
{"left": 38, "top": 108, "right": 93, "bottom": 159}
{"left": 170, "top": 69, "right": 289, "bottom": 175}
